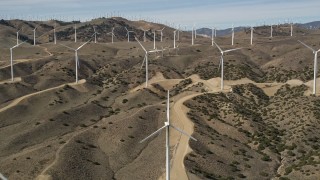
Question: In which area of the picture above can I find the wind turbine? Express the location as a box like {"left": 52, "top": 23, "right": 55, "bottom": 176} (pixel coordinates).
{"left": 298, "top": 40, "right": 320, "bottom": 95}
{"left": 140, "top": 90, "right": 197, "bottom": 180}
{"left": 93, "top": 26, "right": 99, "bottom": 43}
{"left": 192, "top": 25, "right": 194, "bottom": 46}
{"left": 60, "top": 38, "right": 92, "bottom": 83}
{"left": 157, "top": 27, "right": 165, "bottom": 42}
{"left": 231, "top": 24, "right": 234, "bottom": 46}
{"left": 53, "top": 23, "right": 57, "bottom": 44}
{"left": 211, "top": 27, "right": 214, "bottom": 46}
{"left": 107, "top": 27, "right": 116, "bottom": 43}
{"left": 270, "top": 24, "right": 273, "bottom": 38}
{"left": 250, "top": 26, "right": 254, "bottom": 45}
{"left": 142, "top": 28, "right": 149, "bottom": 42}
{"left": 153, "top": 31, "right": 156, "bottom": 49}
{"left": 290, "top": 23, "right": 293, "bottom": 37}
{"left": 135, "top": 37, "right": 162, "bottom": 87}
{"left": 173, "top": 30, "right": 177, "bottom": 49}
{"left": 213, "top": 41, "right": 242, "bottom": 90}
{"left": 33, "top": 25, "right": 39, "bottom": 46}
{"left": 74, "top": 24, "right": 77, "bottom": 43}
{"left": 125, "top": 27, "right": 134, "bottom": 42}
{"left": 10, "top": 41, "right": 26, "bottom": 81}
{"left": 16, "top": 29, "right": 21, "bottom": 45}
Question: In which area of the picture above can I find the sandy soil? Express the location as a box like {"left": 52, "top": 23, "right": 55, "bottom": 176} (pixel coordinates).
{"left": 0, "top": 79, "right": 86, "bottom": 113}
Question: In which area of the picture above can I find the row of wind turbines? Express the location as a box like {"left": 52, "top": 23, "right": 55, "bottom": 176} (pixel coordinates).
{"left": 8, "top": 21, "right": 319, "bottom": 96}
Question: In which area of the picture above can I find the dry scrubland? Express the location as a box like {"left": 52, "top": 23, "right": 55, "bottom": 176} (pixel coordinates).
{"left": 0, "top": 17, "right": 320, "bottom": 180}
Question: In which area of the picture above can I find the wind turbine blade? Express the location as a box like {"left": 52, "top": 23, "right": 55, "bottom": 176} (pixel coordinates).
{"left": 223, "top": 48, "right": 242, "bottom": 53}
{"left": 167, "top": 90, "right": 170, "bottom": 122}
{"left": 139, "top": 125, "right": 167, "bottom": 143}
{"left": 0, "top": 173, "right": 8, "bottom": 180}
{"left": 148, "top": 49, "right": 163, "bottom": 53}
{"left": 77, "top": 38, "right": 92, "bottom": 50}
{"left": 298, "top": 40, "right": 315, "bottom": 52}
{"left": 170, "top": 125, "right": 197, "bottom": 141}
{"left": 77, "top": 54, "right": 80, "bottom": 68}
{"left": 140, "top": 55, "right": 146, "bottom": 69}
{"left": 135, "top": 37, "right": 147, "bottom": 52}
{"left": 213, "top": 41, "right": 223, "bottom": 52}
{"left": 60, "top": 44, "right": 75, "bottom": 51}
{"left": 218, "top": 56, "right": 222, "bottom": 72}
{"left": 11, "top": 41, "right": 26, "bottom": 49}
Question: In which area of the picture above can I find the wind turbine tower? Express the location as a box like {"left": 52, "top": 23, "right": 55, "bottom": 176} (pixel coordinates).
{"left": 33, "top": 25, "right": 39, "bottom": 46}
{"left": 213, "top": 41, "right": 242, "bottom": 90}
{"left": 53, "top": 23, "right": 57, "bottom": 44}
{"left": 135, "top": 37, "right": 163, "bottom": 87}
{"left": 16, "top": 29, "right": 21, "bottom": 45}
{"left": 157, "top": 27, "right": 165, "bottom": 42}
{"left": 231, "top": 24, "right": 234, "bottom": 46}
{"left": 74, "top": 24, "right": 77, "bottom": 43}
{"left": 60, "top": 38, "right": 92, "bottom": 83}
{"left": 250, "top": 26, "right": 254, "bottom": 45}
{"left": 298, "top": 40, "right": 320, "bottom": 95}
{"left": 192, "top": 25, "right": 194, "bottom": 46}
{"left": 140, "top": 90, "right": 197, "bottom": 180}
{"left": 125, "top": 27, "right": 134, "bottom": 42}
{"left": 10, "top": 42, "right": 25, "bottom": 81}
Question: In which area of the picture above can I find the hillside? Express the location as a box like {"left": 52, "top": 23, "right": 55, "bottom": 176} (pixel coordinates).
{"left": 0, "top": 17, "right": 320, "bottom": 180}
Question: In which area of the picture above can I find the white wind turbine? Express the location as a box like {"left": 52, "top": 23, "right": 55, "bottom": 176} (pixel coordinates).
{"left": 142, "top": 28, "right": 149, "bottom": 42}
{"left": 250, "top": 26, "right": 254, "bottom": 45}
{"left": 74, "top": 24, "right": 77, "bottom": 43}
{"left": 290, "top": 23, "right": 293, "bottom": 37}
{"left": 231, "top": 24, "right": 235, "bottom": 46}
{"left": 93, "top": 26, "right": 99, "bottom": 43}
{"left": 135, "top": 37, "right": 162, "bottom": 87}
{"left": 298, "top": 40, "right": 320, "bottom": 95}
{"left": 33, "top": 25, "right": 39, "bottom": 46}
{"left": 125, "top": 27, "right": 134, "bottom": 42}
{"left": 107, "top": 27, "right": 116, "bottom": 43}
{"left": 140, "top": 90, "right": 197, "bottom": 180}
{"left": 153, "top": 30, "right": 156, "bottom": 49}
{"left": 270, "top": 24, "right": 273, "bottom": 38}
{"left": 192, "top": 25, "right": 194, "bottom": 46}
{"left": 16, "top": 29, "right": 21, "bottom": 45}
{"left": 211, "top": 27, "right": 214, "bottom": 46}
{"left": 213, "top": 41, "right": 242, "bottom": 90}
{"left": 53, "top": 23, "right": 57, "bottom": 44}
{"left": 10, "top": 41, "right": 26, "bottom": 81}
{"left": 60, "top": 38, "right": 92, "bottom": 83}
{"left": 157, "top": 27, "right": 165, "bottom": 42}
{"left": 173, "top": 29, "right": 177, "bottom": 49}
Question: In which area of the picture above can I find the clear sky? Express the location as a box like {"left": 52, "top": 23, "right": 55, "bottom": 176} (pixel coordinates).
{"left": 1, "top": 0, "right": 320, "bottom": 29}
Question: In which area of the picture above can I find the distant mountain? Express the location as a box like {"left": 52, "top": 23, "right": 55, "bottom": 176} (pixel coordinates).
{"left": 194, "top": 21, "right": 320, "bottom": 37}
{"left": 194, "top": 27, "right": 245, "bottom": 37}
{"left": 297, "top": 21, "right": 320, "bottom": 29}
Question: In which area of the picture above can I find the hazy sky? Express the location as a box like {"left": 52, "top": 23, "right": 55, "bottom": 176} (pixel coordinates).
{"left": 1, "top": 0, "right": 320, "bottom": 28}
